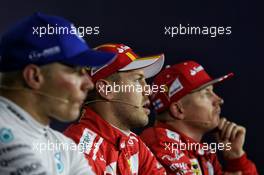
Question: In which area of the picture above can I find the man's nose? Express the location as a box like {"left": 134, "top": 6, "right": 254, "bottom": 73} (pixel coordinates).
{"left": 142, "top": 81, "right": 152, "bottom": 96}
{"left": 213, "top": 92, "right": 224, "bottom": 105}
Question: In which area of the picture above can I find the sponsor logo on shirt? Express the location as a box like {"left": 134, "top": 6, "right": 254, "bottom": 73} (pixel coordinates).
{"left": 54, "top": 152, "right": 64, "bottom": 174}
{"left": 128, "top": 153, "right": 139, "bottom": 174}
{"left": 79, "top": 128, "right": 97, "bottom": 155}
{"left": 166, "top": 129, "right": 180, "bottom": 142}
{"left": 0, "top": 144, "right": 31, "bottom": 156}
{"left": 162, "top": 152, "right": 184, "bottom": 162}
{"left": 0, "top": 153, "right": 34, "bottom": 167}
{"left": 190, "top": 158, "right": 202, "bottom": 175}
{"left": 170, "top": 162, "right": 188, "bottom": 171}
{"left": 0, "top": 128, "right": 14, "bottom": 143}
{"left": 10, "top": 162, "right": 42, "bottom": 175}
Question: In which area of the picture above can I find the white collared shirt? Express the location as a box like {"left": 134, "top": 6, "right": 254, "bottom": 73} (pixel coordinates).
{"left": 0, "top": 96, "right": 94, "bottom": 175}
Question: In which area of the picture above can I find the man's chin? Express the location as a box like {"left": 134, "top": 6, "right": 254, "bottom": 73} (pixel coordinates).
{"left": 135, "top": 115, "right": 149, "bottom": 128}
{"left": 59, "top": 111, "right": 80, "bottom": 122}
{"left": 141, "top": 115, "right": 149, "bottom": 127}
{"left": 212, "top": 115, "right": 220, "bottom": 125}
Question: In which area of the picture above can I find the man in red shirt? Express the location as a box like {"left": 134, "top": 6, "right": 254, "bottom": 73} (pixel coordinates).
{"left": 64, "top": 43, "right": 167, "bottom": 174}
{"left": 140, "top": 61, "right": 258, "bottom": 175}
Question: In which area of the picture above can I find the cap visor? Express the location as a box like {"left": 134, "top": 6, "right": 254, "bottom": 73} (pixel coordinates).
{"left": 192, "top": 72, "right": 234, "bottom": 92}
{"left": 63, "top": 49, "right": 116, "bottom": 67}
{"left": 119, "top": 54, "right": 165, "bottom": 78}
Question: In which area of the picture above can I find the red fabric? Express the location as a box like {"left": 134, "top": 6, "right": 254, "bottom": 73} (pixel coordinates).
{"left": 91, "top": 44, "right": 138, "bottom": 82}
{"left": 150, "top": 61, "right": 233, "bottom": 113}
{"left": 140, "top": 122, "right": 258, "bottom": 175}
{"left": 64, "top": 107, "right": 166, "bottom": 175}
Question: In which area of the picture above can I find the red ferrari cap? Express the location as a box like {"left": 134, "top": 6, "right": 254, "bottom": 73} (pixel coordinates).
{"left": 90, "top": 43, "right": 165, "bottom": 82}
{"left": 151, "top": 60, "right": 234, "bottom": 113}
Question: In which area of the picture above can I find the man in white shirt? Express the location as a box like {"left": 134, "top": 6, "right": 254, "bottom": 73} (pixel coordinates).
{"left": 0, "top": 12, "right": 115, "bottom": 175}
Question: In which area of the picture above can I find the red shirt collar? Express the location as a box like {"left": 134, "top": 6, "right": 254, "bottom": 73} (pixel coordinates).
{"left": 79, "top": 107, "right": 131, "bottom": 148}
{"left": 155, "top": 121, "right": 207, "bottom": 156}
{"left": 155, "top": 121, "right": 197, "bottom": 143}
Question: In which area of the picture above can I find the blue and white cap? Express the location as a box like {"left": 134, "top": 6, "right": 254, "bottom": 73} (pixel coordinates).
{"left": 0, "top": 12, "right": 116, "bottom": 72}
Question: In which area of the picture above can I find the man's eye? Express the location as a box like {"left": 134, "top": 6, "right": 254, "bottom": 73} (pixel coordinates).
{"left": 205, "top": 91, "right": 213, "bottom": 97}
{"left": 74, "top": 67, "right": 89, "bottom": 75}
{"left": 85, "top": 67, "right": 91, "bottom": 72}
{"left": 135, "top": 78, "right": 143, "bottom": 83}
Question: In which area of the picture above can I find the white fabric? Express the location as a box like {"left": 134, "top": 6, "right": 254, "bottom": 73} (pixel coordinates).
{"left": 119, "top": 54, "right": 165, "bottom": 78}
{"left": 0, "top": 96, "right": 95, "bottom": 175}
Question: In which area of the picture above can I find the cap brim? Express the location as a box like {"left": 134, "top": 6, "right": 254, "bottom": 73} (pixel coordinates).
{"left": 63, "top": 49, "right": 116, "bottom": 67}
{"left": 119, "top": 54, "right": 165, "bottom": 78}
{"left": 192, "top": 72, "right": 234, "bottom": 92}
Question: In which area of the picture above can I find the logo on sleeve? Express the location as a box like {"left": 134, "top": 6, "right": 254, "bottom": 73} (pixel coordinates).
{"left": 0, "top": 128, "right": 14, "bottom": 143}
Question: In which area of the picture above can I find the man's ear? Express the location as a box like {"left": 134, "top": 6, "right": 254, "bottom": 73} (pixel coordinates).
{"left": 169, "top": 101, "right": 185, "bottom": 120}
{"left": 95, "top": 79, "right": 114, "bottom": 100}
{"left": 22, "top": 64, "right": 44, "bottom": 90}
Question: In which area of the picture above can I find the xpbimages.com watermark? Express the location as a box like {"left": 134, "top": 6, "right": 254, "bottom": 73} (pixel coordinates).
{"left": 164, "top": 24, "right": 232, "bottom": 38}
{"left": 32, "top": 140, "right": 93, "bottom": 153}
{"left": 98, "top": 82, "right": 166, "bottom": 95}
{"left": 32, "top": 24, "right": 100, "bottom": 37}
{"left": 164, "top": 141, "right": 231, "bottom": 154}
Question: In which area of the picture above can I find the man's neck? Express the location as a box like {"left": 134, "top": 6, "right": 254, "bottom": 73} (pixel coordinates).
{"left": 90, "top": 103, "right": 130, "bottom": 132}
{"left": 110, "top": 124, "right": 131, "bottom": 136}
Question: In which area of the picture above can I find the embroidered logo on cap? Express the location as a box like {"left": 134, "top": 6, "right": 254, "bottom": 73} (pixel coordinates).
{"left": 190, "top": 65, "right": 204, "bottom": 76}
{"left": 153, "top": 99, "right": 164, "bottom": 110}
{"left": 28, "top": 46, "right": 61, "bottom": 60}
{"left": 169, "top": 77, "right": 183, "bottom": 97}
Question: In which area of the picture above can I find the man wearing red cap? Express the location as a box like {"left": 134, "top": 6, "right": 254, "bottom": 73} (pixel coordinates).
{"left": 140, "top": 61, "right": 258, "bottom": 175}
{"left": 64, "top": 44, "right": 167, "bottom": 174}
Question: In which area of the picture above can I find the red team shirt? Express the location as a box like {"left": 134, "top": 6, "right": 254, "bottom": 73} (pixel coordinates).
{"left": 140, "top": 122, "right": 258, "bottom": 175}
{"left": 64, "top": 107, "right": 166, "bottom": 175}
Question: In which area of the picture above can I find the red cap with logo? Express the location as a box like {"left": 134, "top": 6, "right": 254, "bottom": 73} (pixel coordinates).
{"left": 90, "top": 43, "right": 165, "bottom": 82}
{"left": 151, "top": 60, "right": 234, "bottom": 113}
